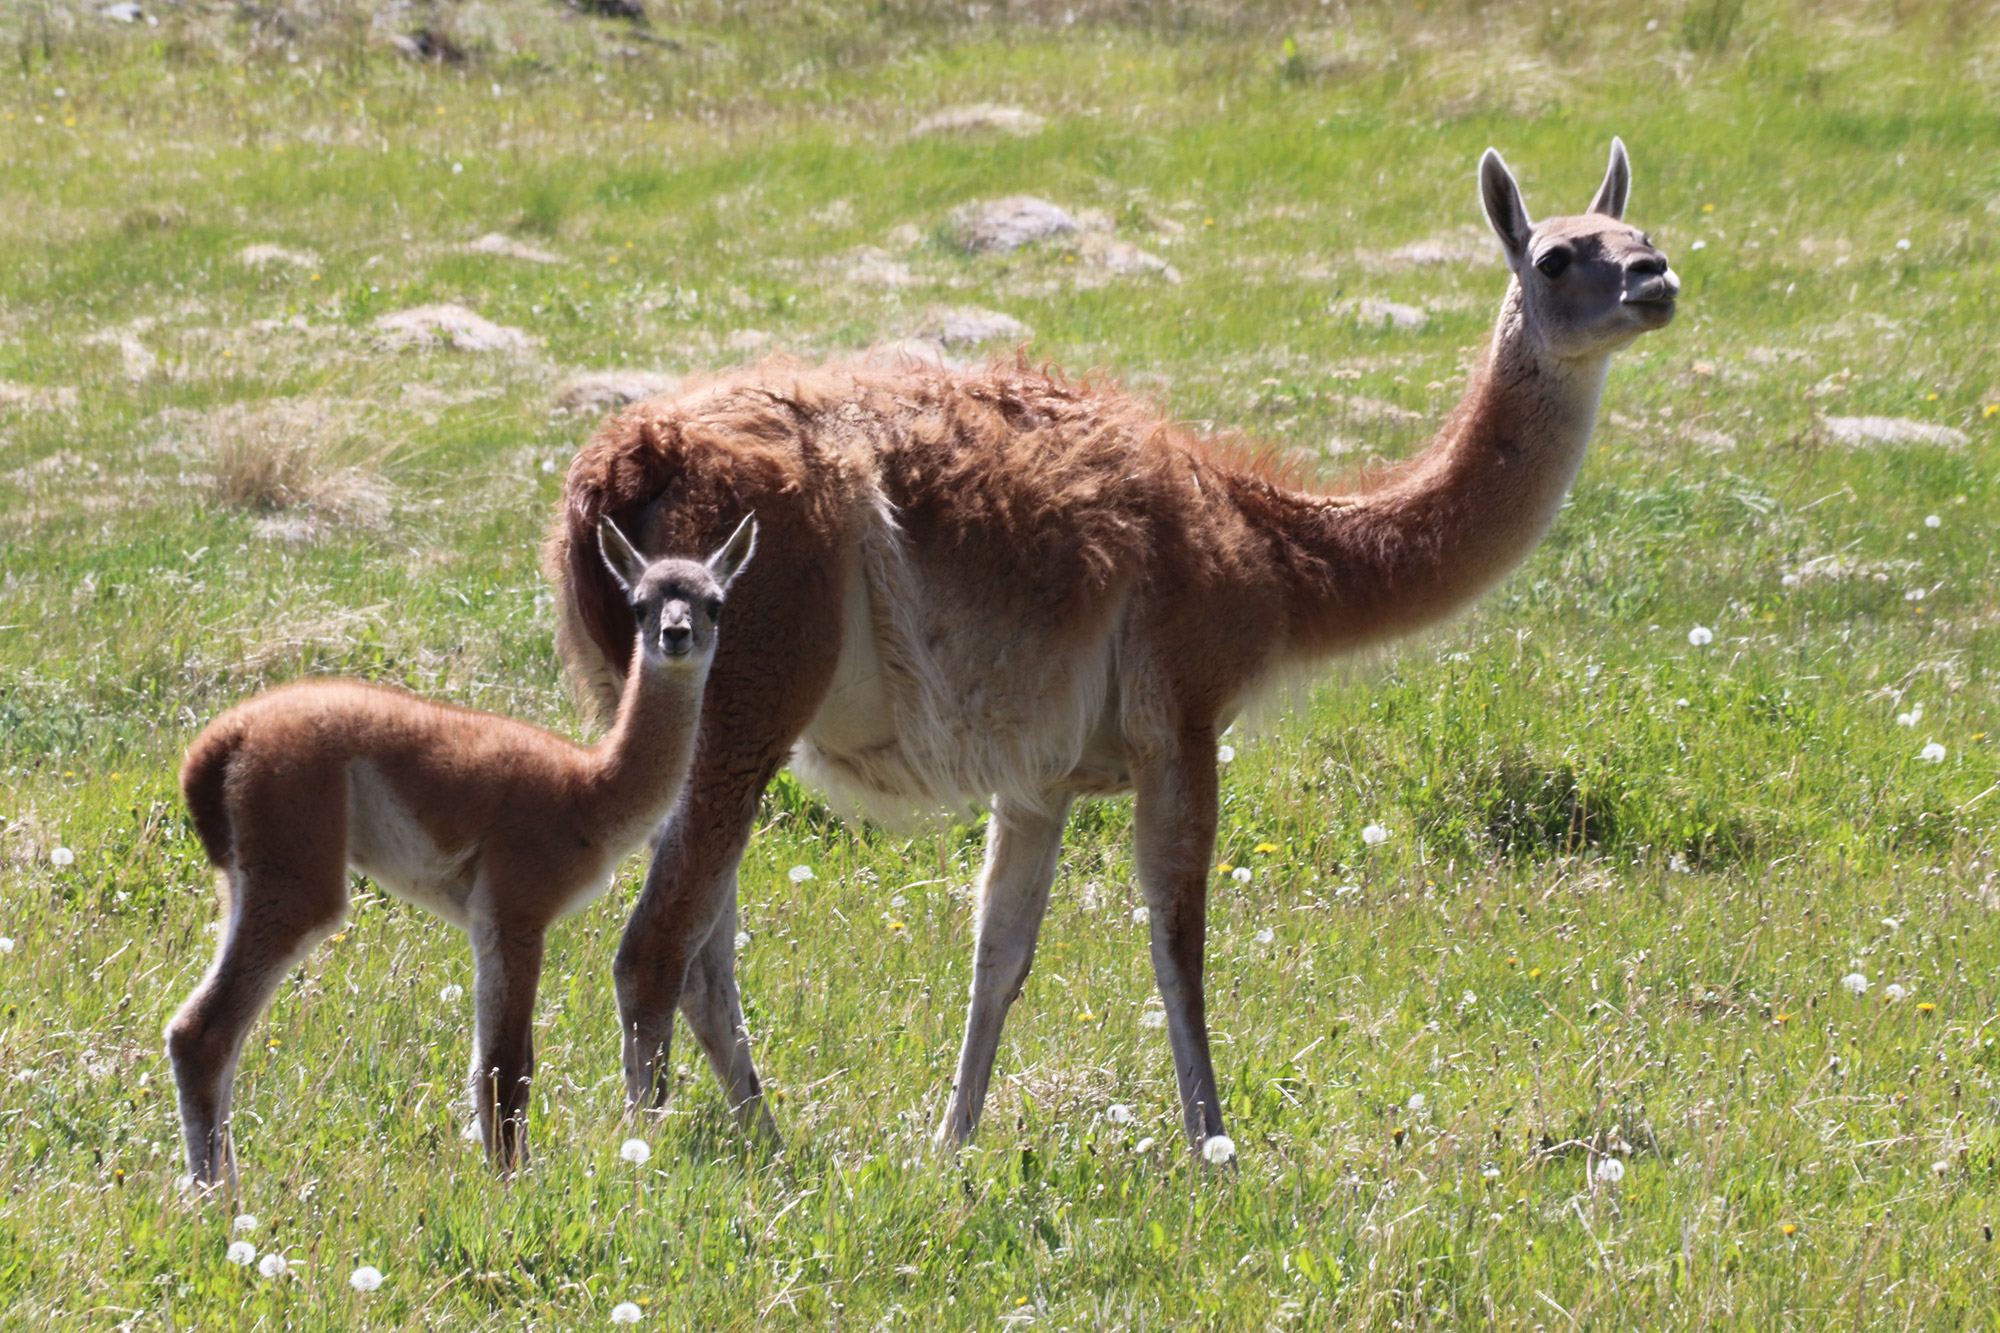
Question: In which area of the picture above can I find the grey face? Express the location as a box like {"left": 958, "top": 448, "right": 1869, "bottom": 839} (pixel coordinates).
{"left": 596, "top": 512, "right": 759, "bottom": 668}
{"left": 1480, "top": 137, "right": 1681, "bottom": 361}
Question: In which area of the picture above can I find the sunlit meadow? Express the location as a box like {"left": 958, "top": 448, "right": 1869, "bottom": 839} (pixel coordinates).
{"left": 2, "top": 0, "right": 1997, "bottom": 1327}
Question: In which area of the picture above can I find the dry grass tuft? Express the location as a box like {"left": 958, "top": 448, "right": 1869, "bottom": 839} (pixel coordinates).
{"left": 205, "top": 398, "right": 397, "bottom": 528}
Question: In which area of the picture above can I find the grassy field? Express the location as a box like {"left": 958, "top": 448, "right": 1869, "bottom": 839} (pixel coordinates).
{"left": 2, "top": 0, "right": 1998, "bottom": 1326}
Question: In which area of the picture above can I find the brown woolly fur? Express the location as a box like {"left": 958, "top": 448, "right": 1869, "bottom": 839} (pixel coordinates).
{"left": 547, "top": 140, "right": 1680, "bottom": 1156}
{"left": 167, "top": 517, "right": 756, "bottom": 1188}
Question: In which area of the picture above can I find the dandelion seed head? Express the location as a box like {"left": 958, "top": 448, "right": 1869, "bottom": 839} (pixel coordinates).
{"left": 1216, "top": 745, "right": 1235, "bottom": 763}
{"left": 733, "top": 931, "right": 750, "bottom": 951}
{"left": 1254, "top": 927, "right": 1275, "bottom": 945}
{"left": 1361, "top": 823, "right": 1389, "bottom": 846}
{"left": 611, "top": 1301, "right": 643, "bottom": 1324}
{"left": 226, "top": 1241, "right": 256, "bottom": 1266}
{"left": 233, "top": 1214, "right": 258, "bottom": 1233}
{"left": 1201, "top": 1134, "right": 1237, "bottom": 1165}
{"left": 1687, "top": 625, "right": 1714, "bottom": 647}
{"left": 1781, "top": 573, "right": 1799, "bottom": 588}
{"left": 1931, "top": 1160, "right": 1949, "bottom": 1178}
{"left": 50, "top": 846, "right": 75, "bottom": 867}
{"left": 1841, "top": 972, "right": 1870, "bottom": 995}
{"left": 889, "top": 894, "right": 907, "bottom": 910}
{"left": 439, "top": 983, "right": 463, "bottom": 1003}
{"left": 1231, "top": 866, "right": 1253, "bottom": 884}
{"left": 0, "top": 938, "right": 13, "bottom": 953}
{"left": 1138, "top": 1009, "right": 1165, "bottom": 1029}
{"left": 1884, "top": 983, "right": 1907, "bottom": 1001}
{"left": 788, "top": 864, "right": 814, "bottom": 884}
{"left": 1134, "top": 1136, "right": 1155, "bottom": 1153}
{"left": 620, "top": 1138, "right": 651, "bottom": 1165}
{"left": 1920, "top": 741, "right": 1946, "bottom": 763}
{"left": 1106, "top": 1103, "right": 1134, "bottom": 1125}
{"left": 1482, "top": 1165, "right": 1501, "bottom": 1180}
{"left": 1594, "top": 1158, "right": 1626, "bottom": 1184}
{"left": 350, "top": 1265, "right": 383, "bottom": 1292}
{"left": 1924, "top": 514, "right": 1941, "bottom": 528}
{"left": 1131, "top": 905, "right": 1149, "bottom": 925}
{"left": 1896, "top": 238, "right": 1911, "bottom": 250}
{"left": 258, "top": 1252, "right": 288, "bottom": 1279}
{"left": 1407, "top": 1093, "right": 1426, "bottom": 1112}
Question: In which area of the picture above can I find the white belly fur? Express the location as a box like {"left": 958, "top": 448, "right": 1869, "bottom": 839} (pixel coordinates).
{"left": 344, "top": 761, "right": 479, "bottom": 928}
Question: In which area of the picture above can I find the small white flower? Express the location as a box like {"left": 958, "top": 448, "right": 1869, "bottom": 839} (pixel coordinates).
{"left": 889, "top": 894, "right": 907, "bottom": 910}
{"left": 1882, "top": 917, "right": 1900, "bottom": 932}
{"left": 620, "top": 1138, "right": 651, "bottom": 1165}
{"left": 0, "top": 938, "right": 13, "bottom": 953}
{"left": 1841, "top": 972, "right": 1870, "bottom": 995}
{"left": 1231, "top": 866, "right": 1253, "bottom": 884}
{"left": 1781, "top": 573, "right": 1800, "bottom": 588}
{"left": 233, "top": 1213, "right": 258, "bottom": 1233}
{"left": 1675, "top": 697, "right": 1690, "bottom": 708}
{"left": 50, "top": 846, "right": 75, "bottom": 867}
{"left": 1133, "top": 1136, "right": 1155, "bottom": 1153}
{"left": 1884, "top": 983, "right": 1907, "bottom": 1001}
{"left": 1200, "top": 1134, "right": 1237, "bottom": 1165}
{"left": 733, "top": 931, "right": 750, "bottom": 951}
{"left": 1407, "top": 1093, "right": 1426, "bottom": 1112}
{"left": 1690, "top": 239, "right": 1707, "bottom": 251}
{"left": 451, "top": 162, "right": 464, "bottom": 175}
{"left": 1106, "top": 1103, "right": 1134, "bottom": 1125}
{"left": 1216, "top": 745, "right": 1236, "bottom": 764}
{"left": 1138, "top": 1010, "right": 1165, "bottom": 1029}
{"left": 1254, "top": 927, "right": 1274, "bottom": 945}
{"left": 1668, "top": 853, "right": 1689, "bottom": 873}
{"left": 440, "top": 983, "right": 464, "bottom": 1004}
{"left": 1919, "top": 742, "right": 1946, "bottom": 763}
{"left": 1482, "top": 1164, "right": 1501, "bottom": 1180}
{"left": 540, "top": 458, "right": 557, "bottom": 474}
{"left": 1896, "top": 238, "right": 1911, "bottom": 251}
{"left": 1130, "top": 905, "right": 1149, "bottom": 925}
{"left": 1594, "top": 1157, "right": 1626, "bottom": 1184}
{"left": 1924, "top": 514, "right": 1941, "bottom": 529}
{"left": 1896, "top": 705, "right": 1921, "bottom": 727}
{"left": 349, "top": 1265, "right": 383, "bottom": 1293}
{"left": 1687, "top": 625, "right": 1714, "bottom": 647}
{"left": 226, "top": 1241, "right": 256, "bottom": 1266}
{"left": 611, "top": 1301, "right": 643, "bottom": 1324}
{"left": 1361, "top": 823, "right": 1389, "bottom": 846}
{"left": 1461, "top": 990, "right": 1478, "bottom": 1006}
{"left": 787, "top": 864, "right": 814, "bottom": 884}
{"left": 258, "top": 1251, "right": 288, "bottom": 1279}
{"left": 1931, "top": 1159, "right": 1949, "bottom": 1178}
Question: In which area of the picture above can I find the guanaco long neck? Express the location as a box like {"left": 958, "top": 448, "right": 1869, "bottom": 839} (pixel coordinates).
{"left": 1238, "top": 282, "right": 1612, "bottom": 655}
{"left": 580, "top": 642, "right": 709, "bottom": 838}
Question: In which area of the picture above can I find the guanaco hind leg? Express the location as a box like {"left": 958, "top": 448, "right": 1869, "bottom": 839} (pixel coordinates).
{"left": 935, "top": 792, "right": 1073, "bottom": 1148}
{"left": 677, "top": 877, "right": 781, "bottom": 1144}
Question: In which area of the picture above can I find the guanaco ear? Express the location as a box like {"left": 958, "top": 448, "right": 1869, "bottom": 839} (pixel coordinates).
{"left": 597, "top": 515, "right": 651, "bottom": 594}
{"left": 1479, "top": 148, "right": 1533, "bottom": 271}
{"left": 1588, "top": 136, "right": 1631, "bottom": 220}
{"left": 705, "top": 512, "right": 758, "bottom": 591}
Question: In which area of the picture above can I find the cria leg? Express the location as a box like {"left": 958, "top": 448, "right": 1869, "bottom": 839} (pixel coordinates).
{"left": 678, "top": 877, "right": 779, "bottom": 1144}
{"left": 934, "top": 793, "right": 1073, "bottom": 1149}
{"left": 1131, "top": 737, "right": 1226, "bottom": 1151}
{"left": 468, "top": 916, "right": 545, "bottom": 1173}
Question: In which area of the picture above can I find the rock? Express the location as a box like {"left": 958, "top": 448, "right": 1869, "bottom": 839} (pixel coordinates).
{"left": 237, "top": 243, "right": 319, "bottom": 268}
{"left": 100, "top": 2, "right": 144, "bottom": 21}
{"left": 950, "top": 196, "right": 1077, "bottom": 254}
{"left": 912, "top": 105, "right": 1045, "bottom": 137}
{"left": 375, "top": 305, "right": 534, "bottom": 354}
{"left": 464, "top": 233, "right": 563, "bottom": 264}
{"left": 1822, "top": 415, "right": 1969, "bottom": 448}
{"left": 1079, "top": 236, "right": 1181, "bottom": 283}
{"left": 555, "top": 370, "right": 680, "bottom": 414}
{"left": 928, "top": 307, "right": 1031, "bottom": 347}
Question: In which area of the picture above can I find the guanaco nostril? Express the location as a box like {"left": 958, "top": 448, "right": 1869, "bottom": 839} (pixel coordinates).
{"left": 660, "top": 624, "right": 693, "bottom": 654}
{"left": 1628, "top": 253, "right": 1667, "bottom": 277}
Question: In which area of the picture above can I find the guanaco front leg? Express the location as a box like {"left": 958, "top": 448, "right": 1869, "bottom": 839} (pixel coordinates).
{"left": 1131, "top": 734, "right": 1226, "bottom": 1150}
{"left": 678, "top": 875, "right": 780, "bottom": 1144}
{"left": 468, "top": 915, "right": 546, "bottom": 1172}
{"left": 934, "top": 792, "right": 1074, "bottom": 1148}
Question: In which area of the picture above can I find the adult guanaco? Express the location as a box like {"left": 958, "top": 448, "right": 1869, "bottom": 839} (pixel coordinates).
{"left": 546, "top": 140, "right": 1676, "bottom": 1157}
{"left": 167, "top": 514, "right": 756, "bottom": 1186}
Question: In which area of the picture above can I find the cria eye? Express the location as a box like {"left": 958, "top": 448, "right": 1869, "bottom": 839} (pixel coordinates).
{"left": 704, "top": 597, "right": 724, "bottom": 619}
{"left": 1535, "top": 249, "right": 1571, "bottom": 278}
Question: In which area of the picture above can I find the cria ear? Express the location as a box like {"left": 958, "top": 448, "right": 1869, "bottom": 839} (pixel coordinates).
{"left": 1479, "top": 148, "right": 1533, "bottom": 270}
{"left": 1588, "top": 136, "right": 1631, "bottom": 220}
{"left": 705, "top": 513, "right": 758, "bottom": 590}
{"left": 597, "top": 515, "right": 651, "bottom": 593}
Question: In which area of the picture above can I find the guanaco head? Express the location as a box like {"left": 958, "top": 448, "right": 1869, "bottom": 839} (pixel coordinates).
{"left": 597, "top": 513, "right": 757, "bottom": 669}
{"left": 1479, "top": 137, "right": 1679, "bottom": 361}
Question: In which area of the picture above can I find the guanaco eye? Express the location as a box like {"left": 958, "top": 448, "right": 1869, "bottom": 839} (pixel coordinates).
{"left": 704, "top": 597, "right": 723, "bottom": 620}
{"left": 1535, "top": 248, "right": 1571, "bottom": 279}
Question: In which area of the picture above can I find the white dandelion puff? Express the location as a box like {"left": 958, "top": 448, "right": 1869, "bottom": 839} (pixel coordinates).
{"left": 1134, "top": 1136, "right": 1155, "bottom": 1153}
{"left": 1361, "top": 823, "right": 1389, "bottom": 846}
{"left": 1781, "top": 573, "right": 1799, "bottom": 588}
{"left": 1884, "top": 983, "right": 1907, "bottom": 1001}
{"left": 787, "top": 864, "right": 814, "bottom": 884}
{"left": 1896, "top": 238, "right": 1911, "bottom": 251}
{"left": 258, "top": 1251, "right": 288, "bottom": 1279}
{"left": 1138, "top": 1010, "right": 1166, "bottom": 1029}
{"left": 440, "top": 983, "right": 464, "bottom": 1004}
{"left": 1407, "top": 1093, "right": 1426, "bottom": 1112}
{"left": 1687, "top": 625, "right": 1714, "bottom": 647}
{"left": 233, "top": 1214, "right": 258, "bottom": 1233}
{"left": 1920, "top": 742, "right": 1946, "bottom": 763}
{"left": 1594, "top": 1157, "right": 1626, "bottom": 1184}
{"left": 1106, "top": 1103, "right": 1134, "bottom": 1125}
{"left": 619, "top": 1138, "right": 651, "bottom": 1165}
{"left": 1924, "top": 514, "right": 1941, "bottom": 529}
{"left": 0, "top": 938, "right": 13, "bottom": 953}
{"left": 50, "top": 846, "right": 75, "bottom": 867}
{"left": 889, "top": 894, "right": 907, "bottom": 910}
{"left": 349, "top": 1265, "right": 383, "bottom": 1293}
{"left": 1931, "top": 1160, "right": 1949, "bottom": 1178}
{"left": 1201, "top": 1135, "right": 1237, "bottom": 1165}
{"left": 225, "top": 1241, "right": 256, "bottom": 1266}
{"left": 1130, "top": 905, "right": 1149, "bottom": 925}
{"left": 1254, "top": 927, "right": 1275, "bottom": 945}
{"left": 1841, "top": 972, "right": 1870, "bottom": 995}
{"left": 1231, "top": 866, "right": 1253, "bottom": 884}
{"left": 611, "top": 1301, "right": 643, "bottom": 1324}
{"left": 1216, "top": 745, "right": 1236, "bottom": 764}
{"left": 1482, "top": 1164, "right": 1501, "bottom": 1180}
{"left": 734, "top": 931, "right": 750, "bottom": 951}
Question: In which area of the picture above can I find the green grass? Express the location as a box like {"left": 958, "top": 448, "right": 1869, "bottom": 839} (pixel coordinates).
{"left": 2, "top": 0, "right": 1998, "bottom": 1326}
